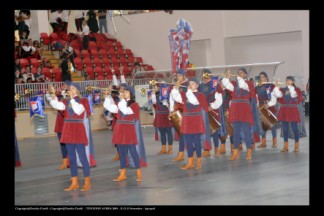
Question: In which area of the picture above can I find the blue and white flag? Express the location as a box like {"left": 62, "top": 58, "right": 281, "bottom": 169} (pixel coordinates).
{"left": 159, "top": 84, "right": 169, "bottom": 101}
{"left": 210, "top": 76, "right": 219, "bottom": 91}
{"left": 147, "top": 91, "right": 152, "bottom": 105}
{"left": 29, "top": 96, "right": 44, "bottom": 118}
{"left": 87, "top": 94, "right": 94, "bottom": 115}
{"left": 93, "top": 90, "right": 101, "bottom": 105}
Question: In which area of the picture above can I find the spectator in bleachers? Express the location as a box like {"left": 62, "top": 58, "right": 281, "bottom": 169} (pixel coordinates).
{"left": 22, "top": 67, "right": 35, "bottom": 83}
{"left": 42, "top": 58, "right": 53, "bottom": 69}
{"left": 49, "top": 10, "right": 64, "bottom": 34}
{"left": 19, "top": 10, "right": 32, "bottom": 38}
{"left": 60, "top": 55, "right": 71, "bottom": 82}
{"left": 131, "top": 62, "right": 145, "bottom": 78}
{"left": 62, "top": 42, "right": 76, "bottom": 70}
{"left": 97, "top": 10, "right": 108, "bottom": 33}
{"left": 15, "top": 59, "right": 22, "bottom": 72}
{"left": 86, "top": 10, "right": 99, "bottom": 33}
{"left": 32, "top": 40, "right": 43, "bottom": 60}
{"left": 15, "top": 69, "right": 24, "bottom": 84}
{"left": 81, "top": 20, "right": 90, "bottom": 50}
{"left": 74, "top": 10, "right": 86, "bottom": 32}
{"left": 34, "top": 67, "right": 49, "bottom": 83}
{"left": 19, "top": 30, "right": 29, "bottom": 44}
{"left": 62, "top": 10, "right": 70, "bottom": 33}
{"left": 19, "top": 40, "right": 35, "bottom": 59}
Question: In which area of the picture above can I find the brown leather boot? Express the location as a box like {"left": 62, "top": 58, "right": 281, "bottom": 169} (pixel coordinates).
{"left": 214, "top": 148, "right": 220, "bottom": 156}
{"left": 229, "top": 149, "right": 239, "bottom": 161}
{"left": 230, "top": 144, "right": 234, "bottom": 153}
{"left": 181, "top": 157, "right": 195, "bottom": 170}
{"left": 220, "top": 144, "right": 226, "bottom": 154}
{"left": 57, "top": 158, "right": 68, "bottom": 170}
{"left": 294, "top": 142, "right": 300, "bottom": 152}
{"left": 113, "top": 169, "right": 127, "bottom": 182}
{"left": 81, "top": 177, "right": 91, "bottom": 191}
{"left": 257, "top": 138, "right": 267, "bottom": 148}
{"left": 158, "top": 145, "right": 167, "bottom": 155}
{"left": 281, "top": 142, "right": 289, "bottom": 152}
{"left": 64, "top": 177, "right": 79, "bottom": 191}
{"left": 196, "top": 158, "right": 202, "bottom": 169}
{"left": 136, "top": 169, "right": 142, "bottom": 182}
{"left": 272, "top": 138, "right": 278, "bottom": 148}
{"left": 172, "top": 152, "right": 184, "bottom": 162}
{"left": 166, "top": 145, "right": 173, "bottom": 154}
{"left": 246, "top": 149, "right": 252, "bottom": 160}
{"left": 201, "top": 150, "right": 211, "bottom": 157}
{"left": 111, "top": 152, "right": 120, "bottom": 162}
{"left": 238, "top": 143, "right": 243, "bottom": 151}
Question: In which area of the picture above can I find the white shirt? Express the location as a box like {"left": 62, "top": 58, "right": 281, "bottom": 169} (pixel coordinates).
{"left": 75, "top": 10, "right": 86, "bottom": 19}
{"left": 82, "top": 25, "right": 89, "bottom": 36}
{"left": 46, "top": 95, "right": 85, "bottom": 115}
{"left": 103, "top": 96, "right": 134, "bottom": 115}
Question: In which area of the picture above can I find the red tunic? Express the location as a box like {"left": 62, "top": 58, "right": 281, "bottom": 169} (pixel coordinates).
{"left": 60, "top": 97, "right": 91, "bottom": 145}
{"left": 112, "top": 102, "right": 139, "bottom": 144}
{"left": 153, "top": 99, "right": 173, "bottom": 128}
{"left": 180, "top": 91, "right": 208, "bottom": 134}
{"left": 228, "top": 80, "right": 254, "bottom": 125}
{"left": 277, "top": 87, "right": 303, "bottom": 122}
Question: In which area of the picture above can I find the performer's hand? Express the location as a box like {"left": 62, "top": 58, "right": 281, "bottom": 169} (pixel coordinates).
{"left": 111, "top": 68, "right": 115, "bottom": 75}
{"left": 69, "top": 90, "right": 73, "bottom": 99}
{"left": 208, "top": 106, "right": 213, "bottom": 112}
{"left": 224, "top": 69, "right": 231, "bottom": 79}
{"left": 120, "top": 65, "right": 124, "bottom": 75}
{"left": 225, "top": 110, "right": 229, "bottom": 118}
{"left": 174, "top": 81, "right": 180, "bottom": 89}
{"left": 48, "top": 84, "right": 55, "bottom": 94}
{"left": 119, "top": 92, "right": 125, "bottom": 99}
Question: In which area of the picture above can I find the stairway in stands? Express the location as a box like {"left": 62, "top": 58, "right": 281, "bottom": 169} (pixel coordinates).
{"left": 42, "top": 50, "right": 84, "bottom": 82}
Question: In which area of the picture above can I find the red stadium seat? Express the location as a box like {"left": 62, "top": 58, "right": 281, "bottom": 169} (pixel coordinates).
{"left": 83, "top": 57, "right": 92, "bottom": 68}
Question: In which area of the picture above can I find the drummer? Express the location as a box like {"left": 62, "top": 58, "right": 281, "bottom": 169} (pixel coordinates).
{"left": 171, "top": 77, "right": 209, "bottom": 169}
{"left": 198, "top": 69, "right": 225, "bottom": 156}
{"left": 170, "top": 68, "right": 189, "bottom": 162}
{"left": 255, "top": 71, "right": 278, "bottom": 148}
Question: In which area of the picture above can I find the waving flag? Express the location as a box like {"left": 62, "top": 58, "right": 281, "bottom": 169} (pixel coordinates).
{"left": 87, "top": 94, "right": 94, "bottom": 115}
{"left": 159, "top": 84, "right": 169, "bottom": 101}
{"left": 93, "top": 90, "right": 101, "bottom": 105}
{"left": 29, "top": 96, "right": 44, "bottom": 118}
{"left": 210, "top": 76, "right": 219, "bottom": 91}
{"left": 168, "top": 18, "right": 193, "bottom": 74}
{"left": 147, "top": 91, "right": 152, "bottom": 105}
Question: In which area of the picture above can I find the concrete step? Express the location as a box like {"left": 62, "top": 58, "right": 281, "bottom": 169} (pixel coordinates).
{"left": 49, "top": 59, "right": 61, "bottom": 64}
{"left": 72, "top": 76, "right": 84, "bottom": 81}
{"left": 42, "top": 50, "right": 52, "bottom": 55}
{"left": 43, "top": 54, "right": 55, "bottom": 59}
{"left": 51, "top": 63, "right": 60, "bottom": 68}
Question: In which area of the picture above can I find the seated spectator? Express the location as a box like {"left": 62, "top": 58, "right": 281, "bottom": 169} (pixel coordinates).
{"left": 20, "top": 40, "right": 35, "bottom": 59}
{"left": 22, "top": 67, "right": 35, "bottom": 83}
{"left": 34, "top": 67, "right": 49, "bottom": 82}
{"left": 131, "top": 62, "right": 145, "bottom": 78}
{"left": 14, "top": 69, "right": 23, "bottom": 83}
{"left": 15, "top": 59, "right": 22, "bottom": 72}
{"left": 81, "top": 20, "right": 90, "bottom": 49}
{"left": 42, "top": 58, "right": 53, "bottom": 69}
{"left": 19, "top": 30, "right": 29, "bottom": 44}
{"left": 32, "top": 40, "right": 44, "bottom": 60}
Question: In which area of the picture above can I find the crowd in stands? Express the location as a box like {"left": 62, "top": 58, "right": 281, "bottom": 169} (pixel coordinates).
{"left": 14, "top": 10, "right": 158, "bottom": 85}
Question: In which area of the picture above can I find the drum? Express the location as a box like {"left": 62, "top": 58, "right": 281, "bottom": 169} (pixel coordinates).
{"left": 208, "top": 111, "right": 221, "bottom": 135}
{"left": 259, "top": 105, "right": 278, "bottom": 131}
{"left": 168, "top": 110, "right": 182, "bottom": 134}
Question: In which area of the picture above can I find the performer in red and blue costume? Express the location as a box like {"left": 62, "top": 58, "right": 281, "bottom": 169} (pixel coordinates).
{"left": 171, "top": 77, "right": 209, "bottom": 169}
{"left": 255, "top": 71, "right": 278, "bottom": 148}
{"left": 221, "top": 68, "right": 255, "bottom": 160}
{"left": 104, "top": 86, "right": 145, "bottom": 181}
{"left": 170, "top": 69, "right": 189, "bottom": 162}
{"left": 14, "top": 106, "right": 21, "bottom": 167}
{"left": 48, "top": 82, "right": 92, "bottom": 191}
{"left": 152, "top": 85, "right": 173, "bottom": 155}
{"left": 273, "top": 76, "right": 303, "bottom": 152}
{"left": 198, "top": 69, "right": 226, "bottom": 156}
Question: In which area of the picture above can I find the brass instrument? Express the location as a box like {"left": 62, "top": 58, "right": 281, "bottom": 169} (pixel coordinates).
{"left": 86, "top": 85, "right": 119, "bottom": 95}
{"left": 149, "top": 80, "right": 186, "bottom": 88}
{"left": 203, "top": 72, "right": 238, "bottom": 79}
{"left": 141, "top": 86, "right": 159, "bottom": 95}
{"left": 260, "top": 81, "right": 286, "bottom": 86}
{"left": 14, "top": 88, "right": 54, "bottom": 101}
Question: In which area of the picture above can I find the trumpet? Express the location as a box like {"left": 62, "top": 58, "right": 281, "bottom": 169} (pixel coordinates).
{"left": 259, "top": 81, "right": 286, "bottom": 86}
{"left": 149, "top": 80, "right": 186, "bottom": 88}
{"left": 203, "top": 72, "right": 238, "bottom": 79}
{"left": 141, "top": 87, "right": 159, "bottom": 95}
{"left": 86, "top": 85, "right": 119, "bottom": 94}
